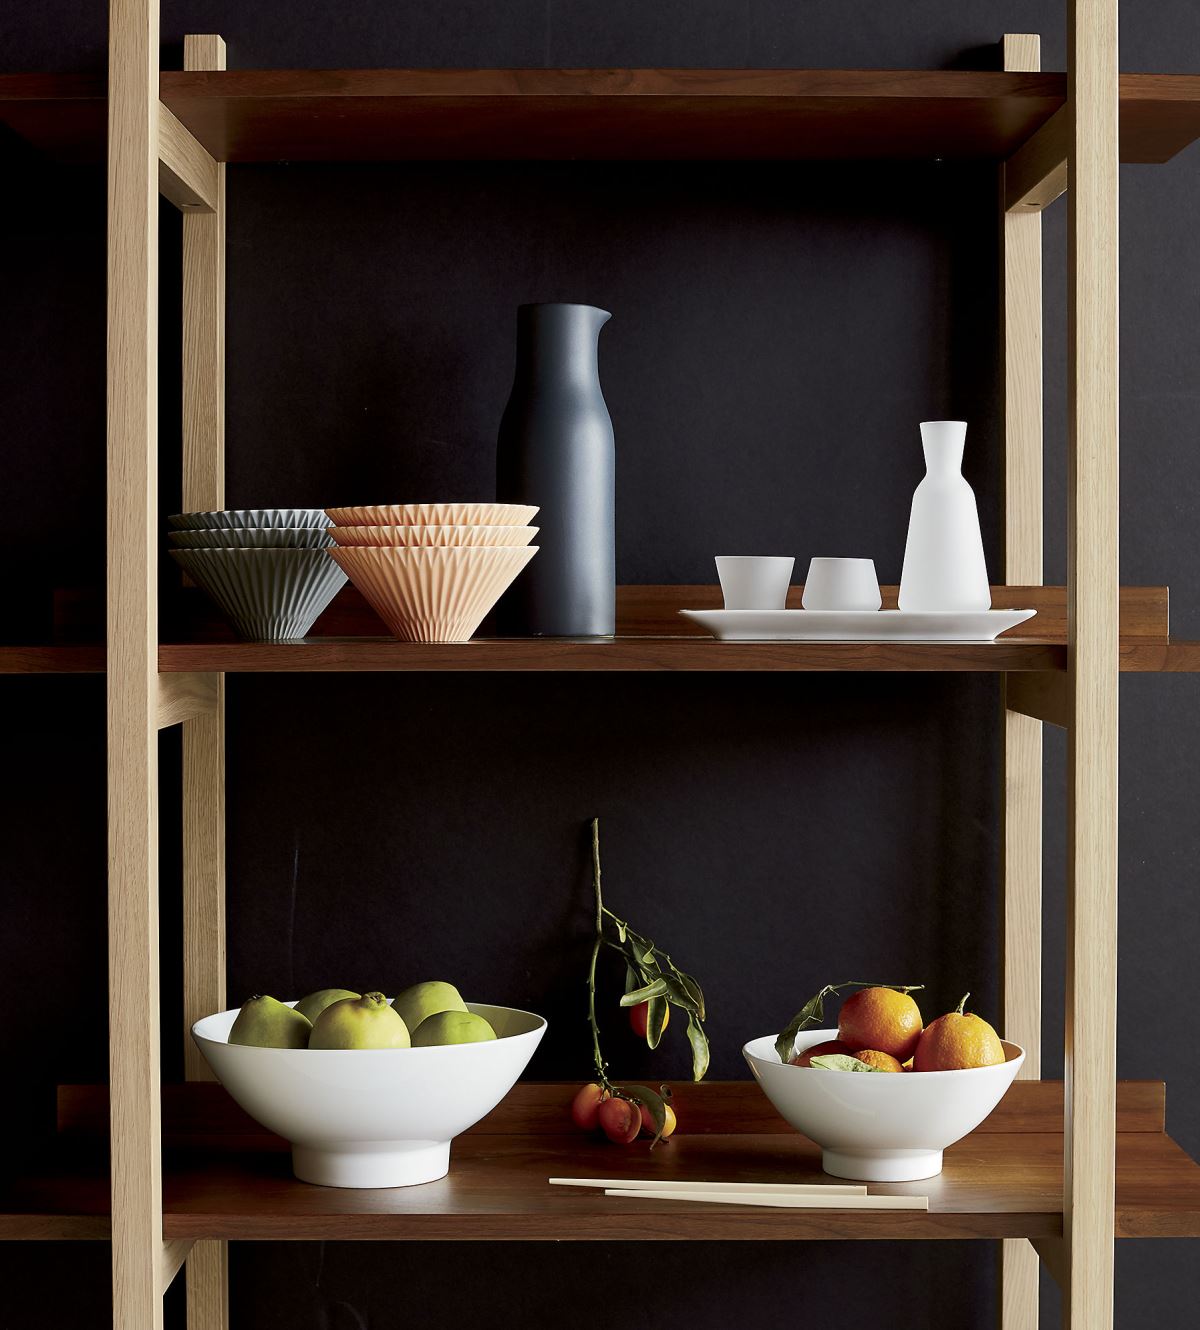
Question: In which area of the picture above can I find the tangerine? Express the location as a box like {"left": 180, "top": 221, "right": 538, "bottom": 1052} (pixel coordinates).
{"left": 853, "top": 1048, "right": 904, "bottom": 1073}
{"left": 838, "top": 987, "right": 923, "bottom": 1061}
{"left": 913, "top": 995, "right": 1005, "bottom": 1071}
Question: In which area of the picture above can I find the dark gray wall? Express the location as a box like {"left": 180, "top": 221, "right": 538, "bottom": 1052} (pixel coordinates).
{"left": 2, "top": 4, "right": 1199, "bottom": 1327}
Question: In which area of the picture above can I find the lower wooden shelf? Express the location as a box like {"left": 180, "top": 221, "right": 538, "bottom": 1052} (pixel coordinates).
{"left": 3, "top": 1081, "right": 1197, "bottom": 1243}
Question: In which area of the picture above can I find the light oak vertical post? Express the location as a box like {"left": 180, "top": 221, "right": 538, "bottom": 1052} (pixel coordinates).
{"left": 1065, "top": 1, "right": 1120, "bottom": 1326}
{"left": 181, "top": 31, "right": 230, "bottom": 1330}
{"left": 1000, "top": 30, "right": 1045, "bottom": 1330}
{"left": 107, "top": 0, "right": 163, "bottom": 1327}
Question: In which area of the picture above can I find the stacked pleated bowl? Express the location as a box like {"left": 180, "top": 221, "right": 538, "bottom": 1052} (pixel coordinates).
{"left": 326, "top": 503, "right": 539, "bottom": 642}
{"left": 168, "top": 508, "right": 347, "bottom": 642}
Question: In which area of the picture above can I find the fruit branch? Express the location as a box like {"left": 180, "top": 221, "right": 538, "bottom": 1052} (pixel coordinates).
{"left": 587, "top": 817, "right": 610, "bottom": 1088}
{"left": 586, "top": 817, "right": 711, "bottom": 1084}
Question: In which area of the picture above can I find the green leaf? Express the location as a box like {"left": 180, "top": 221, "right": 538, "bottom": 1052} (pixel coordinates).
{"left": 685, "top": 1014, "right": 710, "bottom": 1082}
{"left": 808, "top": 1053, "right": 886, "bottom": 1073}
{"left": 622, "top": 1083, "right": 667, "bottom": 1144}
{"left": 624, "top": 964, "right": 639, "bottom": 995}
{"left": 646, "top": 995, "right": 669, "bottom": 1050}
{"left": 774, "top": 983, "right": 838, "bottom": 1064}
{"left": 674, "top": 970, "right": 707, "bottom": 1021}
{"left": 616, "top": 920, "right": 628, "bottom": 942}
{"left": 620, "top": 977, "right": 669, "bottom": 1007}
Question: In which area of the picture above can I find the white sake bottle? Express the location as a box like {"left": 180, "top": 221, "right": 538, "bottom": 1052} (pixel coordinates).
{"left": 898, "top": 421, "right": 991, "bottom": 612}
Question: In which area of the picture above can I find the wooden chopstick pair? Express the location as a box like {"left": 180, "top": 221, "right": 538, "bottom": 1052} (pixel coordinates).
{"left": 549, "top": 1177, "right": 929, "bottom": 1212}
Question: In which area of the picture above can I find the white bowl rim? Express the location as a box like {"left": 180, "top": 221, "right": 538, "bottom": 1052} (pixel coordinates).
{"left": 193, "top": 999, "right": 547, "bottom": 1051}
{"left": 743, "top": 1029, "right": 1025, "bottom": 1079}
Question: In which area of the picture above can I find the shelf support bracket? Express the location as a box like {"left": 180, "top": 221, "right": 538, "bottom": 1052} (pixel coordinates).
{"left": 158, "top": 103, "right": 219, "bottom": 213}
{"left": 1006, "top": 106, "right": 1069, "bottom": 214}
{"left": 159, "top": 1240, "right": 193, "bottom": 1296}
{"left": 1031, "top": 1236, "right": 1068, "bottom": 1290}
{"left": 157, "top": 671, "right": 219, "bottom": 729}
{"left": 1005, "top": 671, "right": 1070, "bottom": 729}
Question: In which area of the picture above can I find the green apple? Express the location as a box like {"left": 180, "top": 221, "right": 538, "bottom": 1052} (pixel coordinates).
{"left": 309, "top": 992, "right": 411, "bottom": 1049}
{"left": 228, "top": 995, "right": 312, "bottom": 1049}
{"left": 391, "top": 981, "right": 467, "bottom": 1033}
{"left": 412, "top": 1010, "right": 497, "bottom": 1047}
{"left": 294, "top": 988, "right": 361, "bottom": 1024}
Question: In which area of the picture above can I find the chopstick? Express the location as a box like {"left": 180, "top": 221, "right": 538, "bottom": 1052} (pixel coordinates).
{"left": 604, "top": 1188, "right": 929, "bottom": 1211}
{"left": 549, "top": 1177, "right": 867, "bottom": 1195}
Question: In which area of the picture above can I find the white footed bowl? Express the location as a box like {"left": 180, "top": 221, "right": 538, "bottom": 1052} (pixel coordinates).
{"left": 193, "top": 1002, "right": 547, "bottom": 1188}
{"left": 743, "top": 1028, "right": 1024, "bottom": 1182}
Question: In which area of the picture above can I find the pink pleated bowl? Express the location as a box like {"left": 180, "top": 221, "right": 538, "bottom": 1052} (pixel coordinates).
{"left": 330, "top": 544, "right": 538, "bottom": 642}
{"left": 326, "top": 502, "right": 538, "bottom": 528}
{"left": 329, "top": 524, "right": 538, "bottom": 549}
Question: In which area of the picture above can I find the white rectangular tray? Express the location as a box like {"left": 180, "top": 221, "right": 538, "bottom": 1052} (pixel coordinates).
{"left": 679, "top": 608, "right": 1037, "bottom": 642}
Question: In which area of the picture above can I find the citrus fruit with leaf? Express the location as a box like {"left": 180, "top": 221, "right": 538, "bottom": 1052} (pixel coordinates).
{"left": 640, "top": 1102, "right": 677, "bottom": 1139}
{"left": 912, "top": 995, "right": 1004, "bottom": 1071}
{"left": 628, "top": 998, "right": 669, "bottom": 1041}
{"left": 788, "top": 1038, "right": 853, "bottom": 1067}
{"left": 853, "top": 1048, "right": 904, "bottom": 1072}
{"left": 838, "top": 987, "right": 923, "bottom": 1061}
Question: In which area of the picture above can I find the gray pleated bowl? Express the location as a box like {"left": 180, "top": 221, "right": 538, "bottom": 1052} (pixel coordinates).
{"left": 170, "top": 548, "right": 347, "bottom": 641}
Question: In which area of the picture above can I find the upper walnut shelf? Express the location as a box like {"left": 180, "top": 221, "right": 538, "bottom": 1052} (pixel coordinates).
{"left": 3, "top": 68, "right": 1200, "bottom": 163}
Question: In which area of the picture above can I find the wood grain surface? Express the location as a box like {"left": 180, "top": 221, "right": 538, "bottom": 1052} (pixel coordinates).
{"left": 5, "top": 1081, "right": 1198, "bottom": 1244}
{"left": 3, "top": 70, "right": 1200, "bottom": 165}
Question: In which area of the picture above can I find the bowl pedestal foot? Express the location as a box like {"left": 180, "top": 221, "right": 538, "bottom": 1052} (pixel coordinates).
{"left": 821, "top": 1147, "right": 943, "bottom": 1182}
{"left": 292, "top": 1140, "right": 451, "bottom": 1188}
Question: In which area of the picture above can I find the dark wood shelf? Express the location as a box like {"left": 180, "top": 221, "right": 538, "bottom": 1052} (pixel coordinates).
{"left": 156, "top": 636, "right": 1069, "bottom": 673}
{"left": 3, "top": 69, "right": 1200, "bottom": 165}
{"left": 3, "top": 585, "right": 1194, "bottom": 675}
{"left": 4, "top": 1081, "right": 1197, "bottom": 1243}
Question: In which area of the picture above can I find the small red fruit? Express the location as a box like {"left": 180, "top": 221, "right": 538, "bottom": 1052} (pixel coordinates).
{"left": 639, "top": 1102, "right": 678, "bottom": 1139}
{"left": 788, "top": 1039, "right": 853, "bottom": 1068}
{"left": 628, "top": 1000, "right": 670, "bottom": 1041}
{"left": 598, "top": 1095, "right": 640, "bottom": 1144}
{"left": 570, "top": 1082, "right": 609, "bottom": 1131}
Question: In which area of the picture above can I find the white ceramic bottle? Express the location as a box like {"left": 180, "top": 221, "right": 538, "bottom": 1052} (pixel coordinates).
{"left": 898, "top": 421, "right": 991, "bottom": 612}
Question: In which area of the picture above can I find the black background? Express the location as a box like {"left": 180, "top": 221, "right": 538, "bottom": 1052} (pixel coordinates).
{"left": 2, "top": 3, "right": 1199, "bottom": 1326}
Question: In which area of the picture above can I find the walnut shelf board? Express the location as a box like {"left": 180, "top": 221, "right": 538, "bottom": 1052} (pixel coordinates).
{"left": 3, "top": 70, "right": 1200, "bottom": 164}
{"left": 3, "top": 1082, "right": 1198, "bottom": 1242}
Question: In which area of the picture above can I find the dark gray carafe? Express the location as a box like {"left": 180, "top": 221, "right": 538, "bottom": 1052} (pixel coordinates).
{"left": 496, "top": 303, "right": 615, "bottom": 637}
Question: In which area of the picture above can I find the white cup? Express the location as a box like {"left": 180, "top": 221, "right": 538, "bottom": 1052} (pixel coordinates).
{"left": 801, "top": 558, "right": 882, "bottom": 611}
{"left": 715, "top": 556, "right": 795, "bottom": 610}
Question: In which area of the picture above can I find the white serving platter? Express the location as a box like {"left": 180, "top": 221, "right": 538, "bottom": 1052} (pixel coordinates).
{"left": 679, "top": 607, "right": 1037, "bottom": 642}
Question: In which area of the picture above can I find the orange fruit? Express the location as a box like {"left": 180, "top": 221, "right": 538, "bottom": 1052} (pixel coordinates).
{"left": 854, "top": 1048, "right": 904, "bottom": 1073}
{"left": 629, "top": 1000, "right": 669, "bottom": 1040}
{"left": 838, "top": 988, "right": 923, "bottom": 1061}
{"left": 788, "top": 1038, "right": 853, "bottom": 1068}
{"left": 913, "top": 995, "right": 1005, "bottom": 1071}
{"left": 597, "top": 1096, "right": 640, "bottom": 1144}
{"left": 569, "top": 1082, "right": 610, "bottom": 1130}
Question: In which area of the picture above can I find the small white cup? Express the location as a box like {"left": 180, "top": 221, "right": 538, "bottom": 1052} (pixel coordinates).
{"left": 715, "top": 556, "right": 795, "bottom": 610}
{"left": 802, "top": 557, "right": 882, "bottom": 611}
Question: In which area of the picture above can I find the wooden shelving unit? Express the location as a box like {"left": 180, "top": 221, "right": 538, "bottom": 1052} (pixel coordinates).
{"left": 2, "top": 4, "right": 1196, "bottom": 1328}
